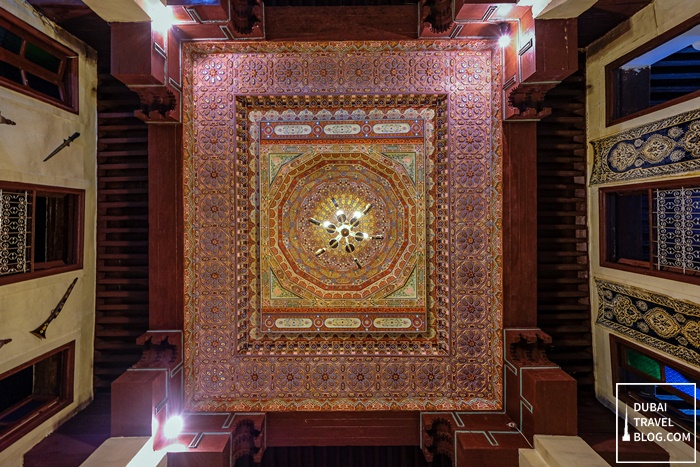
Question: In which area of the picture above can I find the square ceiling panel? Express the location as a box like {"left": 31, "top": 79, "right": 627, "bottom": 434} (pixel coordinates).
{"left": 183, "top": 41, "right": 503, "bottom": 412}
{"left": 247, "top": 95, "right": 436, "bottom": 334}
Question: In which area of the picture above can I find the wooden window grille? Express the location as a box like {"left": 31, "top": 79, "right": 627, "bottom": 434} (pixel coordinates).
{"left": 0, "top": 189, "right": 30, "bottom": 276}
{"left": 0, "top": 183, "right": 83, "bottom": 285}
{"left": 0, "top": 8, "right": 78, "bottom": 112}
{"left": 655, "top": 187, "right": 700, "bottom": 274}
{"left": 601, "top": 179, "right": 700, "bottom": 285}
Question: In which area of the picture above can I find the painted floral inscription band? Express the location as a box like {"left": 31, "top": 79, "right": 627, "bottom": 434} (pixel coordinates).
{"left": 596, "top": 278, "right": 700, "bottom": 366}
{"left": 590, "top": 108, "right": 700, "bottom": 185}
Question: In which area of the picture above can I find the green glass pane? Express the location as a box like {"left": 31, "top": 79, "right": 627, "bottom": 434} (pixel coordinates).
{"left": 0, "top": 26, "right": 22, "bottom": 54}
{"left": 626, "top": 349, "right": 661, "bottom": 380}
{"left": 25, "top": 42, "right": 61, "bottom": 73}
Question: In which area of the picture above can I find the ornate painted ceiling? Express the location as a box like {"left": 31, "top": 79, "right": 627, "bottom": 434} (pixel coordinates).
{"left": 183, "top": 40, "right": 503, "bottom": 412}
{"left": 250, "top": 95, "right": 436, "bottom": 334}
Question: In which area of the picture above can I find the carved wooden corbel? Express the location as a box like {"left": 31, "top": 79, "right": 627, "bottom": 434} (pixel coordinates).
{"left": 132, "top": 86, "right": 178, "bottom": 122}
{"left": 505, "top": 329, "right": 555, "bottom": 367}
{"left": 506, "top": 82, "right": 557, "bottom": 120}
{"left": 232, "top": 0, "right": 263, "bottom": 35}
{"left": 232, "top": 414, "right": 266, "bottom": 464}
{"left": 133, "top": 331, "right": 182, "bottom": 369}
{"left": 420, "top": 0, "right": 454, "bottom": 34}
{"left": 422, "top": 413, "right": 455, "bottom": 464}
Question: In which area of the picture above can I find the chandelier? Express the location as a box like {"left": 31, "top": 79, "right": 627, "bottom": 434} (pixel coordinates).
{"left": 309, "top": 198, "right": 383, "bottom": 269}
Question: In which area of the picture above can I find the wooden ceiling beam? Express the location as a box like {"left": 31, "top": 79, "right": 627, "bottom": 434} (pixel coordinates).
{"left": 265, "top": 5, "right": 417, "bottom": 41}
{"left": 82, "top": 0, "right": 150, "bottom": 22}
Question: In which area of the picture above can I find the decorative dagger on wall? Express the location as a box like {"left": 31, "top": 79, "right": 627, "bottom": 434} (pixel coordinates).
{"left": 31, "top": 277, "right": 79, "bottom": 339}
{"left": 43, "top": 132, "right": 80, "bottom": 162}
{"left": 0, "top": 111, "right": 16, "bottom": 125}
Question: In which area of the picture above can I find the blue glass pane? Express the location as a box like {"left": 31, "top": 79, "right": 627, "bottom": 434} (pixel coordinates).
{"left": 656, "top": 394, "right": 683, "bottom": 401}
{"left": 664, "top": 366, "right": 700, "bottom": 401}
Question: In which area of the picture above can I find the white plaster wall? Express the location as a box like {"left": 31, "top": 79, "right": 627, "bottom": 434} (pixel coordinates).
{"left": 0, "top": 1, "right": 97, "bottom": 465}
{"left": 587, "top": 1, "right": 700, "bottom": 463}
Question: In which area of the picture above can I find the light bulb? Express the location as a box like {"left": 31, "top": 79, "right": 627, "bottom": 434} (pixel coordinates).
{"left": 163, "top": 415, "right": 183, "bottom": 438}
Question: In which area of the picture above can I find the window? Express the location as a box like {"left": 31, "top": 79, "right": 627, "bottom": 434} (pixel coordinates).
{"left": 607, "top": 14, "right": 700, "bottom": 125}
{"left": 611, "top": 335, "right": 698, "bottom": 442}
{"left": 0, "top": 183, "right": 83, "bottom": 285}
{"left": 600, "top": 178, "right": 700, "bottom": 285}
{"left": 0, "top": 341, "right": 74, "bottom": 451}
{"left": 0, "top": 8, "right": 78, "bottom": 112}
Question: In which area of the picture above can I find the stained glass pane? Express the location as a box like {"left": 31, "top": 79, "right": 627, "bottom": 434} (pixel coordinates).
{"left": 664, "top": 366, "right": 700, "bottom": 401}
{"left": 626, "top": 349, "right": 661, "bottom": 380}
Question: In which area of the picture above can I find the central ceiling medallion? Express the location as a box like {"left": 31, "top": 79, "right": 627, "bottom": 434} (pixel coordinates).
{"left": 310, "top": 199, "right": 384, "bottom": 269}
{"left": 260, "top": 149, "right": 427, "bottom": 333}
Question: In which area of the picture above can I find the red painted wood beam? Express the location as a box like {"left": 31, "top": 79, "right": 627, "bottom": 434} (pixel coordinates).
{"left": 265, "top": 6, "right": 417, "bottom": 41}
{"left": 502, "top": 121, "right": 537, "bottom": 327}
{"left": 148, "top": 124, "right": 183, "bottom": 330}
{"left": 112, "top": 370, "right": 166, "bottom": 437}
{"left": 111, "top": 22, "right": 165, "bottom": 86}
{"left": 265, "top": 412, "right": 420, "bottom": 447}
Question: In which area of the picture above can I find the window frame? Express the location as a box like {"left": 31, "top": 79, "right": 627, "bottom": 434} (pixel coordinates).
{"left": 599, "top": 177, "right": 700, "bottom": 286}
{"left": 0, "top": 341, "right": 75, "bottom": 452}
{"left": 0, "top": 7, "right": 78, "bottom": 113}
{"left": 605, "top": 12, "right": 700, "bottom": 127}
{"left": 0, "top": 181, "right": 84, "bottom": 286}
{"left": 610, "top": 334, "right": 698, "bottom": 445}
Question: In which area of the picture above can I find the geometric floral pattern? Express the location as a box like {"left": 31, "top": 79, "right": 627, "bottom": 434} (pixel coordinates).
{"left": 183, "top": 40, "right": 503, "bottom": 412}
{"left": 595, "top": 278, "right": 700, "bottom": 366}
{"left": 590, "top": 108, "right": 700, "bottom": 185}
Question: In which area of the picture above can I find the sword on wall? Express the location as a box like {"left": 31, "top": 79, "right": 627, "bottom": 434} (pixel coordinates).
{"left": 43, "top": 132, "right": 80, "bottom": 162}
{"left": 31, "top": 277, "right": 79, "bottom": 339}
